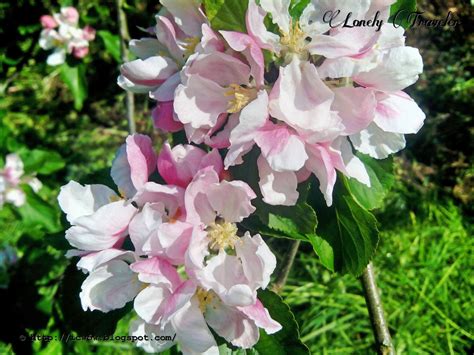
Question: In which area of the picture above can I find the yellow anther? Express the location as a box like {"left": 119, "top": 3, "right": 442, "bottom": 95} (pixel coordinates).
{"left": 110, "top": 189, "right": 127, "bottom": 202}
{"left": 280, "top": 20, "right": 307, "bottom": 55}
{"left": 207, "top": 221, "right": 239, "bottom": 251}
{"left": 224, "top": 84, "right": 258, "bottom": 113}
{"left": 183, "top": 37, "right": 200, "bottom": 57}
{"left": 196, "top": 287, "right": 215, "bottom": 313}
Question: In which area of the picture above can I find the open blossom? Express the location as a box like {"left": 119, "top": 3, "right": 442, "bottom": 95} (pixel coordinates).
{"left": 118, "top": 0, "right": 224, "bottom": 134}
{"left": 0, "top": 154, "right": 42, "bottom": 208}
{"left": 39, "top": 7, "right": 95, "bottom": 66}
{"left": 58, "top": 134, "right": 281, "bottom": 353}
{"left": 128, "top": 0, "right": 423, "bottom": 207}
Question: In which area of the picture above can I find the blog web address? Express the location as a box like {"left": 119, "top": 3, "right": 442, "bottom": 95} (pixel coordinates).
{"left": 19, "top": 333, "right": 176, "bottom": 343}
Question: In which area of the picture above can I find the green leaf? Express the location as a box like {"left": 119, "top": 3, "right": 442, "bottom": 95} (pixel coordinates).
{"left": 60, "top": 61, "right": 88, "bottom": 110}
{"left": 310, "top": 177, "right": 379, "bottom": 276}
{"left": 98, "top": 30, "right": 121, "bottom": 63}
{"left": 17, "top": 185, "right": 61, "bottom": 233}
{"left": 389, "top": 0, "right": 417, "bottom": 29}
{"left": 19, "top": 149, "right": 65, "bottom": 175}
{"left": 290, "top": 0, "right": 310, "bottom": 18}
{"left": 255, "top": 200, "right": 318, "bottom": 240}
{"left": 254, "top": 290, "right": 309, "bottom": 354}
{"left": 306, "top": 234, "right": 335, "bottom": 271}
{"left": 204, "top": 0, "right": 249, "bottom": 32}
{"left": 344, "top": 155, "right": 394, "bottom": 210}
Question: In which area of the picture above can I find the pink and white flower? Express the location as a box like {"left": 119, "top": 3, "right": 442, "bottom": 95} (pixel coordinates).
{"left": 0, "top": 154, "right": 42, "bottom": 208}
{"left": 39, "top": 7, "right": 95, "bottom": 65}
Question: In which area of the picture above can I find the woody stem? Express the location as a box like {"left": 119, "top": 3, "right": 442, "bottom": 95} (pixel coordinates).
{"left": 360, "top": 263, "right": 395, "bottom": 355}
{"left": 272, "top": 240, "right": 301, "bottom": 293}
{"left": 116, "top": 0, "right": 136, "bottom": 134}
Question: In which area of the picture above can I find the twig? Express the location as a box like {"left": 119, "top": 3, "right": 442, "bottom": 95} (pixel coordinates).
{"left": 116, "top": 0, "right": 136, "bottom": 134}
{"left": 272, "top": 240, "right": 301, "bottom": 293}
{"left": 360, "top": 263, "right": 395, "bottom": 355}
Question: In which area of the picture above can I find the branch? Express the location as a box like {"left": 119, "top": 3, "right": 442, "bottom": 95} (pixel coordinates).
{"left": 360, "top": 263, "right": 395, "bottom": 355}
{"left": 272, "top": 240, "right": 301, "bottom": 293}
{"left": 116, "top": 0, "right": 136, "bottom": 134}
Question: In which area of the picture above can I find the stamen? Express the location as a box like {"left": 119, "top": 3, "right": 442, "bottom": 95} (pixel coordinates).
{"left": 182, "top": 37, "right": 200, "bottom": 57}
{"left": 224, "top": 84, "right": 258, "bottom": 113}
{"left": 280, "top": 20, "right": 307, "bottom": 55}
{"left": 196, "top": 287, "right": 215, "bottom": 312}
{"left": 207, "top": 221, "right": 239, "bottom": 251}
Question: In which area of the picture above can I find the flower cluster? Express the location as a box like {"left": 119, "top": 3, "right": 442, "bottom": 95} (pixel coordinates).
{"left": 58, "top": 134, "right": 281, "bottom": 353}
{"left": 119, "top": 0, "right": 425, "bottom": 207}
{"left": 39, "top": 7, "right": 95, "bottom": 66}
{"left": 0, "top": 154, "right": 42, "bottom": 208}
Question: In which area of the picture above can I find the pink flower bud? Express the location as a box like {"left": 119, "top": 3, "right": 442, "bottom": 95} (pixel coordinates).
{"left": 83, "top": 25, "right": 96, "bottom": 41}
{"left": 62, "top": 6, "right": 79, "bottom": 25}
{"left": 40, "top": 15, "right": 58, "bottom": 29}
{"left": 73, "top": 46, "right": 89, "bottom": 59}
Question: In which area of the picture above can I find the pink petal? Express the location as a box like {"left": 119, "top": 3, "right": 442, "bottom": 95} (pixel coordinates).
{"left": 332, "top": 87, "right": 377, "bottom": 135}
{"left": 174, "top": 75, "right": 230, "bottom": 129}
{"left": 269, "top": 57, "right": 343, "bottom": 142}
{"left": 258, "top": 156, "right": 299, "bottom": 206}
{"left": 155, "top": 15, "right": 185, "bottom": 62}
{"left": 220, "top": 31, "right": 265, "bottom": 88}
{"left": 111, "top": 134, "right": 157, "bottom": 197}
{"left": 374, "top": 91, "right": 425, "bottom": 134}
{"left": 305, "top": 144, "right": 338, "bottom": 206}
{"left": 206, "top": 297, "right": 260, "bottom": 348}
{"left": 246, "top": 0, "right": 281, "bottom": 53}
{"left": 207, "top": 180, "right": 256, "bottom": 223}
{"left": 254, "top": 123, "right": 308, "bottom": 172}
{"left": 120, "top": 56, "right": 178, "bottom": 88}
{"left": 238, "top": 299, "right": 282, "bottom": 334}
{"left": 152, "top": 102, "right": 184, "bottom": 133}
{"left": 130, "top": 257, "right": 182, "bottom": 288}
{"left": 40, "top": 15, "right": 58, "bottom": 29}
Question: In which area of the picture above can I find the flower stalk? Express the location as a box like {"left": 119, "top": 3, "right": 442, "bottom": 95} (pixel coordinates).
{"left": 360, "top": 263, "right": 395, "bottom": 355}
{"left": 116, "top": 0, "right": 135, "bottom": 134}
{"left": 272, "top": 240, "right": 301, "bottom": 293}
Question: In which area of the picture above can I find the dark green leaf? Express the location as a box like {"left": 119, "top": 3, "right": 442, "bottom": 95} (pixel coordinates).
{"left": 255, "top": 201, "right": 318, "bottom": 240}
{"left": 254, "top": 290, "right": 309, "bottom": 354}
{"left": 344, "top": 154, "right": 394, "bottom": 210}
{"left": 60, "top": 62, "right": 88, "bottom": 110}
{"left": 389, "top": 0, "right": 417, "bottom": 29}
{"left": 310, "top": 177, "right": 379, "bottom": 276}
{"left": 306, "top": 234, "right": 335, "bottom": 271}
{"left": 19, "top": 149, "right": 65, "bottom": 175}
{"left": 17, "top": 185, "right": 61, "bottom": 233}
{"left": 98, "top": 30, "right": 121, "bottom": 63}
{"left": 204, "top": 0, "right": 249, "bottom": 33}
{"left": 290, "top": 0, "right": 310, "bottom": 18}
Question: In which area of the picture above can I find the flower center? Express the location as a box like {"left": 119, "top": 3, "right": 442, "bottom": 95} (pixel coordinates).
{"left": 196, "top": 287, "right": 215, "bottom": 312}
{"left": 182, "top": 37, "right": 200, "bottom": 58}
{"left": 225, "top": 84, "right": 258, "bottom": 113}
{"left": 206, "top": 221, "right": 239, "bottom": 251}
{"left": 280, "top": 20, "right": 307, "bottom": 56}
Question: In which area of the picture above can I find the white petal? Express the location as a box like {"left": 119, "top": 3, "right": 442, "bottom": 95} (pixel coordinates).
{"left": 258, "top": 155, "right": 299, "bottom": 206}
{"left": 80, "top": 260, "right": 142, "bottom": 312}
{"left": 350, "top": 123, "right": 406, "bottom": 159}
{"left": 260, "top": 0, "right": 291, "bottom": 34}
{"left": 374, "top": 92, "right": 426, "bottom": 134}
{"left": 58, "top": 181, "right": 117, "bottom": 224}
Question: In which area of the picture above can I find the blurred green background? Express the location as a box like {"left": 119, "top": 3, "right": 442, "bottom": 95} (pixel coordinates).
{"left": 0, "top": 0, "right": 472, "bottom": 354}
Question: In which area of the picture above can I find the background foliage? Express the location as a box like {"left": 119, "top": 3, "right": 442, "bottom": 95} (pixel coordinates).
{"left": 0, "top": 0, "right": 472, "bottom": 354}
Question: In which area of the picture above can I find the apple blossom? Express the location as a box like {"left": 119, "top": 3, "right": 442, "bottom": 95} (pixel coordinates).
{"left": 0, "top": 154, "right": 42, "bottom": 208}
{"left": 58, "top": 133, "right": 281, "bottom": 353}
{"left": 39, "top": 7, "right": 95, "bottom": 65}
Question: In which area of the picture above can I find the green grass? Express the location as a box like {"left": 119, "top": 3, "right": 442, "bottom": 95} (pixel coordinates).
{"left": 284, "top": 195, "right": 473, "bottom": 354}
